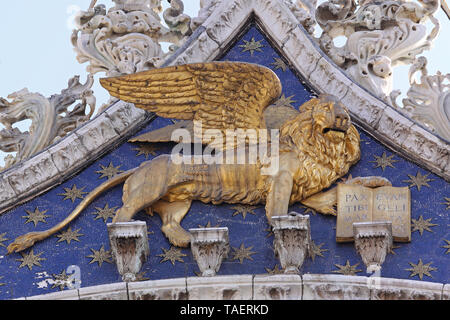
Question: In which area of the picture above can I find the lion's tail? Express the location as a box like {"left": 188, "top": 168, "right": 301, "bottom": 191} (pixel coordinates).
{"left": 7, "top": 168, "right": 138, "bottom": 254}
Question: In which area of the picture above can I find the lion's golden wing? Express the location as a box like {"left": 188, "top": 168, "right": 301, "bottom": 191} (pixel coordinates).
{"left": 100, "top": 62, "right": 282, "bottom": 136}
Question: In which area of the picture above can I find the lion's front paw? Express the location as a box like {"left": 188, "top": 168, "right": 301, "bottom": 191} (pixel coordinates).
{"left": 315, "top": 205, "right": 337, "bottom": 216}
{"left": 345, "top": 176, "right": 392, "bottom": 188}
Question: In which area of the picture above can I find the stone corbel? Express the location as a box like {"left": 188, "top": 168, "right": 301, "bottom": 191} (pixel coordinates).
{"left": 107, "top": 221, "right": 150, "bottom": 282}
{"left": 189, "top": 227, "right": 229, "bottom": 277}
{"left": 353, "top": 221, "right": 393, "bottom": 274}
{"left": 272, "top": 213, "right": 311, "bottom": 274}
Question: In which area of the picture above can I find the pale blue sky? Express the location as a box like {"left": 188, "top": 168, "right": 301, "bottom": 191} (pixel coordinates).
{"left": 0, "top": 1, "right": 200, "bottom": 110}
{"left": 0, "top": 1, "right": 448, "bottom": 167}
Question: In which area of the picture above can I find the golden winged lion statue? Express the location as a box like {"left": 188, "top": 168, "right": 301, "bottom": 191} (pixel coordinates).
{"left": 8, "top": 62, "right": 391, "bottom": 254}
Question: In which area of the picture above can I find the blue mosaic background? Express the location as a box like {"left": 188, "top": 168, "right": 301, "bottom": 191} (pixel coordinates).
{"left": 0, "top": 25, "right": 448, "bottom": 299}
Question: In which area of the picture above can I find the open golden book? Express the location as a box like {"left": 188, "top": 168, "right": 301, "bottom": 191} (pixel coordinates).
{"left": 336, "top": 184, "right": 411, "bottom": 242}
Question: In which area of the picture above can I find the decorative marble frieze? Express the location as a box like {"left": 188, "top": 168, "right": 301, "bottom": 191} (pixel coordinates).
{"left": 370, "top": 278, "right": 443, "bottom": 300}
{"left": 78, "top": 282, "right": 128, "bottom": 300}
{"left": 253, "top": 274, "right": 302, "bottom": 300}
{"left": 302, "top": 274, "right": 371, "bottom": 300}
{"left": 281, "top": 0, "right": 316, "bottom": 34}
{"left": 19, "top": 274, "right": 446, "bottom": 300}
{"left": 186, "top": 275, "right": 254, "bottom": 300}
{"left": 128, "top": 278, "right": 188, "bottom": 300}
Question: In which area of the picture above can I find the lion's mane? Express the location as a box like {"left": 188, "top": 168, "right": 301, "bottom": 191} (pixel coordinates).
{"left": 279, "top": 102, "right": 361, "bottom": 203}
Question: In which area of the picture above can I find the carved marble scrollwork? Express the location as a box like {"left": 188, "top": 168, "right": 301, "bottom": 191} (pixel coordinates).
{"left": 0, "top": 75, "right": 95, "bottom": 171}
{"left": 315, "top": 0, "right": 441, "bottom": 102}
{"left": 190, "top": 0, "right": 222, "bottom": 31}
{"left": 391, "top": 57, "right": 450, "bottom": 141}
{"left": 283, "top": 0, "right": 317, "bottom": 34}
{"left": 72, "top": 0, "right": 198, "bottom": 76}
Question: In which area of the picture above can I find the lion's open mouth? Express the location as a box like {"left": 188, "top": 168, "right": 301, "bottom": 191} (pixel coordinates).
{"left": 323, "top": 128, "right": 347, "bottom": 135}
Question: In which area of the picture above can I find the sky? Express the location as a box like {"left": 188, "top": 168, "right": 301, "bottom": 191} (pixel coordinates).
{"left": 0, "top": 0, "right": 448, "bottom": 167}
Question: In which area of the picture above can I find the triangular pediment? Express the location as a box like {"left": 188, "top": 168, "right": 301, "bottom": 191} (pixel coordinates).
{"left": 0, "top": 0, "right": 447, "bottom": 218}
{"left": 0, "top": 0, "right": 448, "bottom": 300}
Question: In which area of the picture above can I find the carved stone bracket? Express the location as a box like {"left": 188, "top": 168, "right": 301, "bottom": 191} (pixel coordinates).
{"left": 107, "top": 221, "right": 150, "bottom": 282}
{"left": 189, "top": 227, "right": 229, "bottom": 277}
{"left": 353, "top": 221, "right": 393, "bottom": 274}
{"left": 272, "top": 213, "right": 311, "bottom": 274}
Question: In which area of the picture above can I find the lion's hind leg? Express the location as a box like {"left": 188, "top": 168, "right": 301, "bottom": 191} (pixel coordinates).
{"left": 112, "top": 156, "right": 173, "bottom": 223}
{"left": 151, "top": 199, "right": 192, "bottom": 247}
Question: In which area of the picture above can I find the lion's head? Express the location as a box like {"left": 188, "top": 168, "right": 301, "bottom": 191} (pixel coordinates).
{"left": 279, "top": 94, "right": 361, "bottom": 201}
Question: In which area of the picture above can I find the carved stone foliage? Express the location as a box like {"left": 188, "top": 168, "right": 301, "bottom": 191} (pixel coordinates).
{"left": 107, "top": 221, "right": 150, "bottom": 282}
{"left": 189, "top": 228, "right": 230, "bottom": 277}
{"left": 391, "top": 57, "right": 450, "bottom": 141}
{"left": 315, "top": 0, "right": 441, "bottom": 102}
{"left": 282, "top": 0, "right": 317, "bottom": 34}
{"left": 72, "top": 0, "right": 206, "bottom": 76}
{"left": 353, "top": 221, "right": 393, "bottom": 273}
{"left": 272, "top": 213, "right": 311, "bottom": 274}
{"left": 0, "top": 75, "right": 95, "bottom": 171}
{"left": 190, "top": 0, "right": 222, "bottom": 30}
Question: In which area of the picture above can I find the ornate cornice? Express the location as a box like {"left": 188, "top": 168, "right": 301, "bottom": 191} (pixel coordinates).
{"left": 18, "top": 274, "right": 449, "bottom": 300}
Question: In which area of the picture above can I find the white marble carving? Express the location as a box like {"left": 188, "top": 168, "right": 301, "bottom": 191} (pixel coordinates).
{"left": 391, "top": 57, "right": 450, "bottom": 141}
{"left": 190, "top": 0, "right": 222, "bottom": 31}
{"left": 282, "top": 0, "right": 316, "bottom": 34}
{"left": 0, "top": 75, "right": 95, "bottom": 171}
{"left": 107, "top": 221, "right": 150, "bottom": 282}
{"left": 189, "top": 227, "right": 229, "bottom": 277}
{"left": 186, "top": 275, "right": 253, "bottom": 300}
{"left": 303, "top": 274, "right": 371, "bottom": 300}
{"left": 128, "top": 278, "right": 188, "bottom": 300}
{"left": 253, "top": 274, "right": 303, "bottom": 300}
{"left": 272, "top": 213, "right": 311, "bottom": 274}
{"left": 353, "top": 221, "right": 393, "bottom": 274}
{"left": 19, "top": 273, "right": 447, "bottom": 300}
{"left": 370, "top": 278, "right": 443, "bottom": 300}
{"left": 315, "top": 0, "right": 441, "bottom": 103}
{"left": 72, "top": 0, "right": 202, "bottom": 76}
